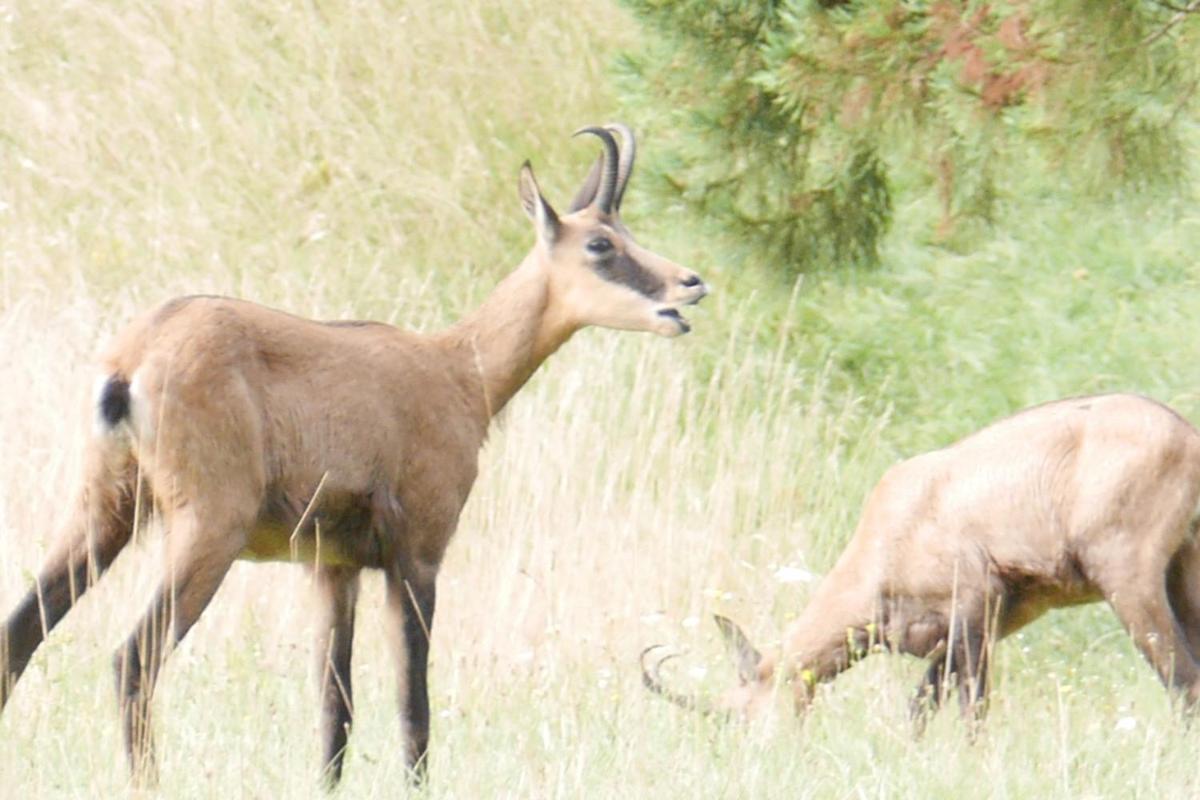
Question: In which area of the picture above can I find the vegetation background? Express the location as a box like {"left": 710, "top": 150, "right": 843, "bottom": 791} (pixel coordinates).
{"left": 1, "top": 1, "right": 1199, "bottom": 797}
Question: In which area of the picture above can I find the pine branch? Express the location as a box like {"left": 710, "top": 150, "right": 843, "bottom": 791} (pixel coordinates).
{"left": 1144, "top": 0, "right": 1200, "bottom": 46}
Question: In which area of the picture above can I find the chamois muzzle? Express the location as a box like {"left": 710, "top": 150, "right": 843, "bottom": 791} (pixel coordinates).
{"left": 656, "top": 309, "right": 690, "bottom": 335}
{"left": 655, "top": 270, "right": 708, "bottom": 335}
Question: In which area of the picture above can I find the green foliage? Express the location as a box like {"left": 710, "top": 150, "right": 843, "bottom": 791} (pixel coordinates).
{"left": 619, "top": 0, "right": 1200, "bottom": 273}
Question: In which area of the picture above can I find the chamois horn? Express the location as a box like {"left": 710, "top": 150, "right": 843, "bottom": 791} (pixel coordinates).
{"left": 639, "top": 645, "right": 721, "bottom": 718}
{"left": 573, "top": 125, "right": 620, "bottom": 215}
{"left": 605, "top": 122, "right": 636, "bottom": 211}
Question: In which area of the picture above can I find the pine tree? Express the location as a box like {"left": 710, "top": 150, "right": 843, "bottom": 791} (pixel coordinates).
{"left": 619, "top": 1, "right": 1200, "bottom": 272}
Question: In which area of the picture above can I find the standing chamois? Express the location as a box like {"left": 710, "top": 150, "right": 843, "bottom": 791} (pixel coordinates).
{"left": 644, "top": 394, "right": 1200, "bottom": 727}
{"left": 0, "top": 124, "right": 707, "bottom": 786}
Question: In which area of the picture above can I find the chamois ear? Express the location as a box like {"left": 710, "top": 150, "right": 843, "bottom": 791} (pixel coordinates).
{"left": 518, "top": 161, "right": 560, "bottom": 245}
{"left": 714, "top": 614, "right": 764, "bottom": 685}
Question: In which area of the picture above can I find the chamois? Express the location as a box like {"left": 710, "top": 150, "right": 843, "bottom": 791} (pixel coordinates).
{"left": 644, "top": 394, "right": 1200, "bottom": 727}
{"left": 0, "top": 124, "right": 707, "bottom": 786}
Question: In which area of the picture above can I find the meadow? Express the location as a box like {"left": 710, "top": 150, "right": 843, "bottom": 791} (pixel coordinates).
{"left": 2, "top": 1, "right": 1200, "bottom": 797}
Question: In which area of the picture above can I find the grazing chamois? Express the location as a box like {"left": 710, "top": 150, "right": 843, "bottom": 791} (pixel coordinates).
{"left": 644, "top": 394, "right": 1200, "bottom": 727}
{"left": 0, "top": 124, "right": 707, "bottom": 786}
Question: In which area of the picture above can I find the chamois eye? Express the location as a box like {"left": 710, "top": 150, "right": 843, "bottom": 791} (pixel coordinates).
{"left": 586, "top": 237, "right": 613, "bottom": 255}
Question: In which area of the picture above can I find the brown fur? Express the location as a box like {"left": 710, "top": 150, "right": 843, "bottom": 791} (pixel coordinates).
{"left": 1, "top": 125, "right": 706, "bottom": 786}
{"left": 645, "top": 394, "right": 1200, "bottom": 727}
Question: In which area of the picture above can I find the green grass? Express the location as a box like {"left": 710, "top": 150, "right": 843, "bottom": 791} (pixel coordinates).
{"left": 4, "top": 1, "right": 1200, "bottom": 797}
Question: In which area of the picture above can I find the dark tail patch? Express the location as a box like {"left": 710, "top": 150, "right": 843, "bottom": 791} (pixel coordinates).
{"left": 98, "top": 375, "right": 131, "bottom": 428}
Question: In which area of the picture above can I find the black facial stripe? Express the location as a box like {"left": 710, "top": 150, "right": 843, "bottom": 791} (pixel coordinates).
{"left": 597, "top": 252, "right": 666, "bottom": 299}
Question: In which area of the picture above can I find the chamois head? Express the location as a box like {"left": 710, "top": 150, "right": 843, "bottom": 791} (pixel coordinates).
{"left": 518, "top": 124, "right": 707, "bottom": 337}
{"left": 641, "top": 615, "right": 777, "bottom": 721}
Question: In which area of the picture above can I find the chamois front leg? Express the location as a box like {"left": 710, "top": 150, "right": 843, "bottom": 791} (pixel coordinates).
{"left": 909, "top": 609, "right": 994, "bottom": 736}
{"left": 909, "top": 649, "right": 947, "bottom": 735}
{"left": 313, "top": 565, "right": 360, "bottom": 788}
{"left": 385, "top": 556, "right": 438, "bottom": 779}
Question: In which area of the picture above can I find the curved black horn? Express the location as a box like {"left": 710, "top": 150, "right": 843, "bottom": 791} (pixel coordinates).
{"left": 572, "top": 126, "right": 620, "bottom": 215}
{"left": 605, "top": 123, "right": 636, "bottom": 211}
{"left": 639, "top": 645, "right": 722, "bottom": 718}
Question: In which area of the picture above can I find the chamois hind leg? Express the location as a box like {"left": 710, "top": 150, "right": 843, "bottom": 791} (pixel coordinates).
{"left": 384, "top": 555, "right": 438, "bottom": 780}
{"left": 113, "top": 501, "right": 251, "bottom": 784}
{"left": 1166, "top": 537, "right": 1200, "bottom": 662}
{"left": 313, "top": 564, "right": 360, "bottom": 788}
{"left": 1, "top": 447, "right": 137, "bottom": 710}
{"left": 1097, "top": 551, "right": 1200, "bottom": 707}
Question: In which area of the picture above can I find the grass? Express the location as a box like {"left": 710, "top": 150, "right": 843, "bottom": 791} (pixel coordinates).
{"left": 3, "top": 1, "right": 1200, "bottom": 797}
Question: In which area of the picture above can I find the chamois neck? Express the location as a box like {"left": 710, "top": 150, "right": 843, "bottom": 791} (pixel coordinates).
{"left": 439, "top": 252, "right": 578, "bottom": 420}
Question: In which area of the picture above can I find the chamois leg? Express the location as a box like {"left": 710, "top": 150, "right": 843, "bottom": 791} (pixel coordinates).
{"left": 909, "top": 653, "right": 947, "bottom": 735}
{"left": 909, "top": 606, "right": 995, "bottom": 735}
{"left": 113, "top": 504, "right": 248, "bottom": 784}
{"left": 1166, "top": 538, "right": 1200, "bottom": 661}
{"left": 952, "top": 623, "right": 991, "bottom": 734}
{"left": 1099, "top": 562, "right": 1200, "bottom": 706}
{"left": 384, "top": 558, "right": 438, "bottom": 779}
{"left": 313, "top": 565, "right": 360, "bottom": 788}
{"left": 2, "top": 457, "right": 136, "bottom": 709}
